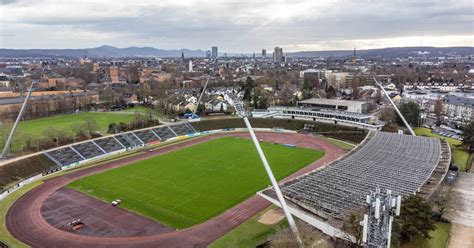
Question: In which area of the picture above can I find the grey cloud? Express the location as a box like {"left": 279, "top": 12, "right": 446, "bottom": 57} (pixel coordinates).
{"left": 1, "top": 0, "right": 472, "bottom": 50}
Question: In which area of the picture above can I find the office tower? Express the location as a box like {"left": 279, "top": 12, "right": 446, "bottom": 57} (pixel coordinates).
{"left": 262, "top": 49, "right": 266, "bottom": 58}
{"left": 206, "top": 50, "right": 211, "bottom": 59}
{"left": 273, "top": 47, "right": 283, "bottom": 63}
{"left": 189, "top": 60, "right": 193, "bottom": 72}
{"left": 211, "top": 46, "right": 218, "bottom": 58}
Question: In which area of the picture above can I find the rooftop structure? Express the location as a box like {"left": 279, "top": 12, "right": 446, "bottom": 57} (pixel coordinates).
{"left": 252, "top": 106, "right": 382, "bottom": 131}
{"left": 298, "top": 98, "right": 370, "bottom": 114}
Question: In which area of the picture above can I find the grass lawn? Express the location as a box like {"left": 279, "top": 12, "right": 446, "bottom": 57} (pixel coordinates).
{"left": 209, "top": 206, "right": 288, "bottom": 248}
{"left": 414, "top": 127, "right": 470, "bottom": 170}
{"left": 68, "top": 137, "right": 324, "bottom": 229}
{"left": 0, "top": 111, "right": 136, "bottom": 152}
{"left": 324, "top": 137, "right": 355, "bottom": 150}
{"left": 402, "top": 222, "right": 451, "bottom": 248}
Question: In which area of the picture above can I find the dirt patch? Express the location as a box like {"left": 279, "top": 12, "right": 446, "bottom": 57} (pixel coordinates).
{"left": 258, "top": 208, "right": 285, "bottom": 225}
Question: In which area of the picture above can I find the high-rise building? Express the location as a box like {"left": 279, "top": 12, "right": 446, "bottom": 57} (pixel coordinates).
{"left": 188, "top": 60, "right": 193, "bottom": 72}
{"left": 211, "top": 46, "right": 218, "bottom": 58}
{"left": 262, "top": 49, "right": 266, "bottom": 58}
{"left": 206, "top": 50, "right": 211, "bottom": 59}
{"left": 273, "top": 47, "right": 283, "bottom": 63}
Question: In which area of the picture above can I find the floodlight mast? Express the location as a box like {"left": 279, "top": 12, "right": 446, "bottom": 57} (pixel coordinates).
{"left": 234, "top": 97, "right": 303, "bottom": 246}
{"left": 373, "top": 77, "right": 416, "bottom": 136}
{"left": 191, "top": 75, "right": 211, "bottom": 119}
{"left": 1, "top": 81, "right": 35, "bottom": 159}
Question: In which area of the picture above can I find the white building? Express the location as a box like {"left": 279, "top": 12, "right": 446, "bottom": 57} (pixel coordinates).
{"left": 297, "top": 98, "right": 369, "bottom": 114}
{"left": 443, "top": 95, "right": 474, "bottom": 124}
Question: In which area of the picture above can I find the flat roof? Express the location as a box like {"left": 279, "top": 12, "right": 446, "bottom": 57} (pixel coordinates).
{"left": 268, "top": 106, "right": 373, "bottom": 118}
{"left": 298, "top": 98, "right": 367, "bottom": 107}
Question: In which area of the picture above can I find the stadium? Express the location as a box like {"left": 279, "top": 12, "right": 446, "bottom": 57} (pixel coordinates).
{"left": 1, "top": 117, "right": 450, "bottom": 247}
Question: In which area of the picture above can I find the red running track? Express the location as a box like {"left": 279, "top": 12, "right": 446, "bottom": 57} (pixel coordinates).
{"left": 6, "top": 132, "right": 346, "bottom": 248}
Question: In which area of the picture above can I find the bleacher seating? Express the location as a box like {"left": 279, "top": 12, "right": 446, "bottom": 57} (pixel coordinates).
{"left": 133, "top": 129, "right": 160, "bottom": 144}
{"left": 115, "top": 133, "right": 143, "bottom": 148}
{"left": 278, "top": 132, "right": 444, "bottom": 220}
{"left": 0, "top": 154, "right": 57, "bottom": 191}
{"left": 152, "top": 126, "right": 176, "bottom": 141}
{"left": 94, "top": 137, "right": 124, "bottom": 152}
{"left": 169, "top": 123, "right": 195, "bottom": 136}
{"left": 45, "top": 146, "right": 84, "bottom": 166}
{"left": 72, "top": 141, "right": 105, "bottom": 159}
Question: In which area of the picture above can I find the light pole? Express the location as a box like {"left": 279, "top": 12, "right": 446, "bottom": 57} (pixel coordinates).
{"left": 233, "top": 96, "right": 303, "bottom": 246}
{"left": 1, "top": 81, "right": 36, "bottom": 158}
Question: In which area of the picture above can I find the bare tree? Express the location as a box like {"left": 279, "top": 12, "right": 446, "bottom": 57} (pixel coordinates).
{"left": 434, "top": 98, "right": 443, "bottom": 125}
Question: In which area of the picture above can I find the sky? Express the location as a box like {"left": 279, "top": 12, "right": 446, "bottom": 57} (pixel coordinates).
{"left": 0, "top": 0, "right": 473, "bottom": 52}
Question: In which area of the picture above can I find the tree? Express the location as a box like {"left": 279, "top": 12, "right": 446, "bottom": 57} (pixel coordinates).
{"left": 434, "top": 98, "right": 443, "bottom": 125}
{"left": 242, "top": 76, "right": 254, "bottom": 102}
{"left": 302, "top": 78, "right": 313, "bottom": 100}
{"left": 326, "top": 85, "right": 336, "bottom": 99}
{"left": 85, "top": 117, "right": 98, "bottom": 137}
{"left": 431, "top": 188, "right": 450, "bottom": 221}
{"left": 380, "top": 107, "right": 397, "bottom": 124}
{"left": 398, "top": 102, "right": 420, "bottom": 127}
{"left": 342, "top": 212, "right": 364, "bottom": 247}
{"left": 392, "top": 195, "right": 436, "bottom": 244}
{"left": 107, "top": 123, "right": 120, "bottom": 134}
{"left": 461, "top": 122, "right": 474, "bottom": 151}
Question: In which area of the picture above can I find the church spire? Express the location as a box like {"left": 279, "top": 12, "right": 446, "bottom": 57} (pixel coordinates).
{"left": 352, "top": 47, "right": 357, "bottom": 64}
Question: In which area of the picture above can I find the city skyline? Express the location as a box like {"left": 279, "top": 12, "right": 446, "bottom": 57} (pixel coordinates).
{"left": 0, "top": 0, "right": 473, "bottom": 52}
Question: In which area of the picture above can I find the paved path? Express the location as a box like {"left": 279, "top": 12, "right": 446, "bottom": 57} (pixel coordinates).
{"left": 446, "top": 172, "right": 474, "bottom": 248}
{"left": 6, "top": 132, "right": 345, "bottom": 248}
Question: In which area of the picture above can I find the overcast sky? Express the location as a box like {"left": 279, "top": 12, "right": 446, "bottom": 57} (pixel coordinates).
{"left": 0, "top": 0, "right": 473, "bottom": 52}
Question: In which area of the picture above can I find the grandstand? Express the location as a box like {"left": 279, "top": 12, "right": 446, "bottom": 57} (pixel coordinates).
{"left": 260, "top": 131, "right": 450, "bottom": 238}
{"left": 94, "top": 137, "right": 124, "bottom": 153}
{"left": 45, "top": 146, "right": 84, "bottom": 166}
{"left": 72, "top": 142, "right": 105, "bottom": 159}
{"left": 252, "top": 106, "right": 384, "bottom": 131}
{"left": 115, "top": 133, "right": 144, "bottom": 148}
{"left": 170, "top": 123, "right": 196, "bottom": 136}
{"left": 134, "top": 129, "right": 160, "bottom": 144}
{"left": 152, "top": 126, "right": 177, "bottom": 140}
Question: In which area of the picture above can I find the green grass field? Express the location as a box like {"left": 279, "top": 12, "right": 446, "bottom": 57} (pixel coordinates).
{"left": 0, "top": 111, "right": 137, "bottom": 152}
{"left": 414, "top": 127, "right": 470, "bottom": 170}
{"left": 402, "top": 222, "right": 451, "bottom": 248}
{"left": 68, "top": 137, "right": 324, "bottom": 229}
{"left": 209, "top": 206, "right": 288, "bottom": 248}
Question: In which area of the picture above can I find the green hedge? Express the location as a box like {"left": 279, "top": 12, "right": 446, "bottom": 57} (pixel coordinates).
{"left": 0, "top": 154, "right": 55, "bottom": 192}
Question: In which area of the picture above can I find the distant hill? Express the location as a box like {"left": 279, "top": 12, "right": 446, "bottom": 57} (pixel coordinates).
{"left": 0, "top": 45, "right": 206, "bottom": 58}
{"left": 0, "top": 45, "right": 472, "bottom": 58}
{"left": 286, "top": 46, "right": 474, "bottom": 58}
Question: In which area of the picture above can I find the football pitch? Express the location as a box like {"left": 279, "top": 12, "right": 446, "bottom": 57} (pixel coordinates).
{"left": 68, "top": 137, "right": 324, "bottom": 229}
